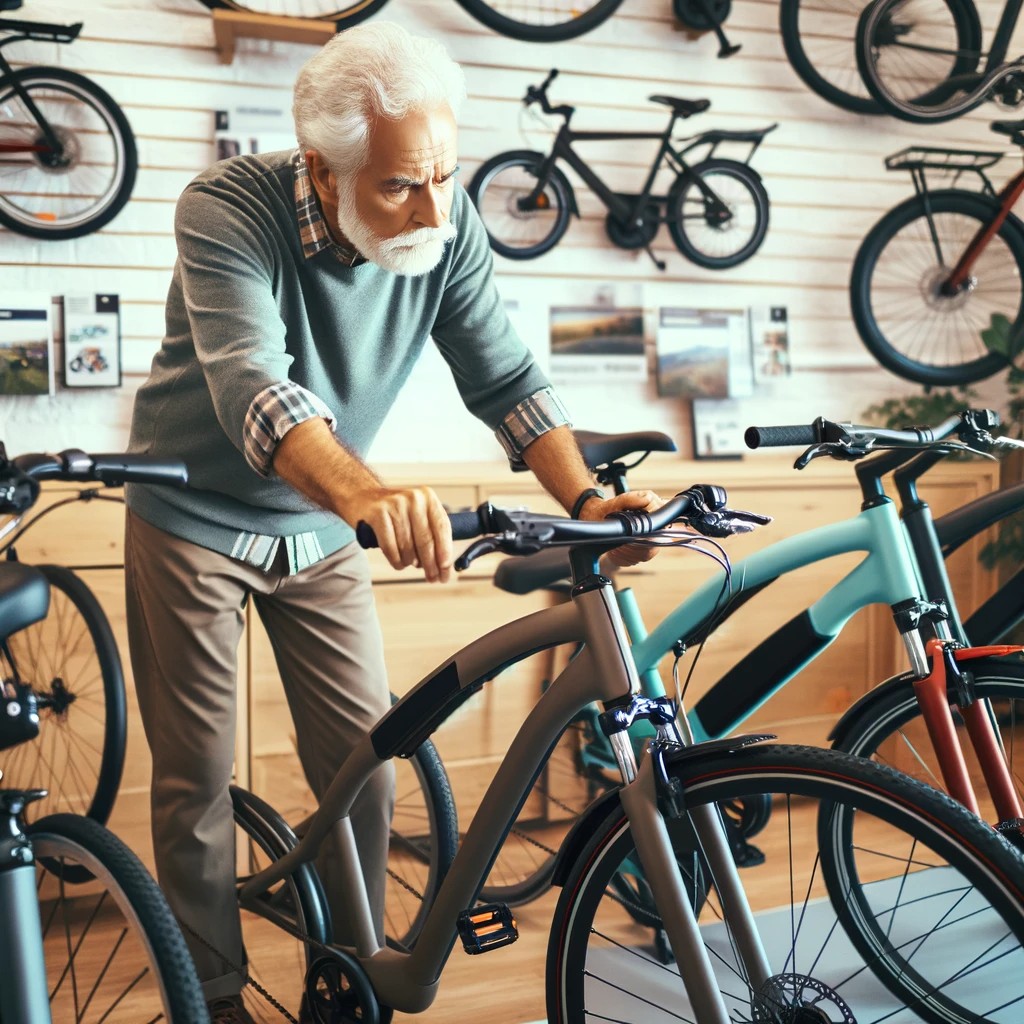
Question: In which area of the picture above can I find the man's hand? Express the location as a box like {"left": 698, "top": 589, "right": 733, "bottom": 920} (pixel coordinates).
{"left": 579, "top": 489, "right": 664, "bottom": 568}
{"left": 346, "top": 485, "right": 454, "bottom": 582}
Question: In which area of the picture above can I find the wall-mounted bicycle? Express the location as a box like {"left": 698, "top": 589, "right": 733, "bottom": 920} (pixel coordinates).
{"left": 850, "top": 117, "right": 1024, "bottom": 386}
{"left": 857, "top": 0, "right": 1024, "bottom": 123}
{"left": 0, "top": 4, "right": 137, "bottom": 239}
{"left": 467, "top": 69, "right": 775, "bottom": 271}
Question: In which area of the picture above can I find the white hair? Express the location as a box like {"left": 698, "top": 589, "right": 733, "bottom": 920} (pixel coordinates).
{"left": 292, "top": 21, "right": 466, "bottom": 180}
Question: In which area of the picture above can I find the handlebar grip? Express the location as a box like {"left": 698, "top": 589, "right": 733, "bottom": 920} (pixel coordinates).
{"left": 744, "top": 424, "right": 819, "bottom": 449}
{"left": 88, "top": 454, "right": 189, "bottom": 487}
{"left": 356, "top": 508, "right": 488, "bottom": 549}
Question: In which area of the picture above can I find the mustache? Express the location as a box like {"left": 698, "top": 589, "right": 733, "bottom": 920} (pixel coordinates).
{"left": 383, "top": 222, "right": 458, "bottom": 251}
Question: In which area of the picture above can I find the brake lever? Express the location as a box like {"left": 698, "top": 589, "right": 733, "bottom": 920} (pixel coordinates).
{"left": 454, "top": 536, "right": 503, "bottom": 572}
{"left": 795, "top": 441, "right": 868, "bottom": 470}
{"left": 687, "top": 508, "right": 773, "bottom": 538}
{"left": 453, "top": 531, "right": 549, "bottom": 571}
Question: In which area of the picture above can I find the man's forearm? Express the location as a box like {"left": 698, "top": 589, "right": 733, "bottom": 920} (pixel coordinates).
{"left": 271, "top": 416, "right": 380, "bottom": 524}
{"left": 520, "top": 425, "right": 599, "bottom": 515}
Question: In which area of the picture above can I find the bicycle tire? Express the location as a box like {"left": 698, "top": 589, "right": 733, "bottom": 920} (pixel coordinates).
{"left": 850, "top": 189, "right": 1024, "bottom": 386}
{"left": 547, "top": 744, "right": 1024, "bottom": 1024}
{"left": 467, "top": 150, "right": 572, "bottom": 260}
{"left": 831, "top": 658, "right": 1024, "bottom": 841}
{"left": 197, "top": 0, "right": 390, "bottom": 25}
{"left": 2, "top": 565, "right": 126, "bottom": 828}
{"left": 668, "top": 158, "right": 770, "bottom": 270}
{"left": 27, "top": 813, "right": 208, "bottom": 1023}
{"left": 454, "top": 0, "right": 623, "bottom": 41}
{"left": 0, "top": 67, "right": 137, "bottom": 239}
{"left": 779, "top": 0, "right": 882, "bottom": 114}
{"left": 856, "top": 0, "right": 988, "bottom": 124}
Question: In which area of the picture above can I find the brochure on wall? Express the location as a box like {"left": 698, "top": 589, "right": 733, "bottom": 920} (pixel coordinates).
{"left": 213, "top": 105, "right": 297, "bottom": 163}
{"left": 750, "top": 305, "right": 791, "bottom": 382}
{"left": 0, "top": 294, "right": 54, "bottom": 397}
{"left": 691, "top": 398, "right": 746, "bottom": 460}
{"left": 64, "top": 294, "right": 121, "bottom": 388}
{"left": 655, "top": 307, "right": 745, "bottom": 400}
{"left": 549, "top": 305, "right": 647, "bottom": 385}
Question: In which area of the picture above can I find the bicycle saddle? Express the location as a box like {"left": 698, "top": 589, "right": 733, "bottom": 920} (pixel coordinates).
{"left": 494, "top": 547, "right": 571, "bottom": 595}
{"left": 991, "top": 119, "right": 1024, "bottom": 144}
{"left": 574, "top": 429, "right": 678, "bottom": 472}
{"left": 649, "top": 96, "right": 710, "bottom": 118}
{"left": 0, "top": 562, "right": 48, "bottom": 640}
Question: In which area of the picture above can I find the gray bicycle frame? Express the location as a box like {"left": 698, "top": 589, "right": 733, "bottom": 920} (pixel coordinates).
{"left": 237, "top": 574, "right": 771, "bottom": 1021}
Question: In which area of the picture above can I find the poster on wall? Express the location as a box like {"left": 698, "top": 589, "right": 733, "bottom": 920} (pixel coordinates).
{"left": 213, "top": 105, "right": 296, "bottom": 163}
{"left": 64, "top": 294, "right": 121, "bottom": 388}
{"left": 655, "top": 307, "right": 744, "bottom": 400}
{"left": 0, "top": 295, "right": 54, "bottom": 397}
{"left": 750, "top": 305, "right": 791, "bottom": 381}
{"left": 549, "top": 304, "right": 647, "bottom": 385}
{"left": 692, "top": 398, "right": 745, "bottom": 460}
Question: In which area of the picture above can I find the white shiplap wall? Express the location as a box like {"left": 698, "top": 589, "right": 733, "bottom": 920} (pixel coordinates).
{"left": 0, "top": 0, "right": 1016, "bottom": 460}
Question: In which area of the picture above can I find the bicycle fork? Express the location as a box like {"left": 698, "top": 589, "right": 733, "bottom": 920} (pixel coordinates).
{"left": 907, "top": 635, "right": 1024, "bottom": 841}
{"left": 601, "top": 696, "right": 772, "bottom": 1023}
{"left": 0, "top": 791, "right": 50, "bottom": 1024}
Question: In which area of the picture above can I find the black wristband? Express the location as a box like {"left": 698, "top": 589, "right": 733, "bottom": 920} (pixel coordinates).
{"left": 571, "top": 486, "right": 606, "bottom": 519}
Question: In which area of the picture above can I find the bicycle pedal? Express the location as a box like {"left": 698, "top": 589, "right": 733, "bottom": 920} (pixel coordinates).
{"left": 457, "top": 903, "right": 518, "bottom": 955}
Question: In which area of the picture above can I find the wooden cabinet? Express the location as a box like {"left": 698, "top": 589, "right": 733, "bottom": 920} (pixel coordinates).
{"left": 7, "top": 455, "right": 1002, "bottom": 869}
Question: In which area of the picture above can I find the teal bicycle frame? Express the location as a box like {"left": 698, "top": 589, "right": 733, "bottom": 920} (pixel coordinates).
{"left": 620, "top": 498, "right": 925, "bottom": 744}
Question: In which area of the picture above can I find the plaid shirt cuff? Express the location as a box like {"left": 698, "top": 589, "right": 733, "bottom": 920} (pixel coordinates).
{"left": 496, "top": 387, "right": 572, "bottom": 471}
{"left": 244, "top": 381, "right": 337, "bottom": 477}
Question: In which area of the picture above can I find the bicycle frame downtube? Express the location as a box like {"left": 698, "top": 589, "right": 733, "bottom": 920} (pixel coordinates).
{"left": 632, "top": 502, "right": 923, "bottom": 741}
{"left": 988, "top": 0, "right": 1024, "bottom": 69}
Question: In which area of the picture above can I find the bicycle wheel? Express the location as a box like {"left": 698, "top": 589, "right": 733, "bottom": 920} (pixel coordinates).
{"left": 779, "top": 0, "right": 881, "bottom": 114}
{"left": 28, "top": 813, "right": 208, "bottom": 1023}
{"left": 0, "top": 68, "right": 137, "bottom": 239}
{"left": 548, "top": 744, "right": 1024, "bottom": 1024}
{"left": 668, "top": 159, "right": 770, "bottom": 270}
{"left": 857, "top": 0, "right": 988, "bottom": 124}
{"left": 850, "top": 189, "right": 1024, "bottom": 386}
{"left": 467, "top": 150, "right": 572, "bottom": 260}
{"left": 454, "top": 0, "right": 623, "bottom": 41}
{"left": 832, "top": 658, "right": 1024, "bottom": 844}
{"left": 1, "top": 565, "right": 126, "bottom": 826}
{"left": 197, "top": 0, "right": 391, "bottom": 24}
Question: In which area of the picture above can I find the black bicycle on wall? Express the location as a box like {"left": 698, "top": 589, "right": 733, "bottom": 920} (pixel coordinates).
{"left": 467, "top": 69, "right": 775, "bottom": 271}
{"left": 198, "top": 0, "right": 742, "bottom": 48}
{"left": 0, "top": 3, "right": 137, "bottom": 239}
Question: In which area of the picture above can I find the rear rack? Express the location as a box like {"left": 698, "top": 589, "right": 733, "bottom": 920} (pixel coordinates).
{"left": 886, "top": 146, "right": 1004, "bottom": 173}
{"left": 0, "top": 18, "right": 83, "bottom": 47}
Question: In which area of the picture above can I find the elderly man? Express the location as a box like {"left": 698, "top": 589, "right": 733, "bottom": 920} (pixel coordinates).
{"left": 124, "top": 21, "right": 657, "bottom": 1023}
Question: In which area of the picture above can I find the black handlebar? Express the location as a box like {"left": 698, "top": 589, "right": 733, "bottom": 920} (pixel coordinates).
{"left": 356, "top": 485, "right": 771, "bottom": 571}
{"left": 525, "top": 67, "right": 575, "bottom": 121}
{"left": 0, "top": 447, "right": 189, "bottom": 514}
{"left": 744, "top": 411, "right": 1006, "bottom": 469}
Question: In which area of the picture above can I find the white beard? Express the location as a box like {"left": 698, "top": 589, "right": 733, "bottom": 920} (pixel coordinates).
{"left": 335, "top": 185, "right": 457, "bottom": 276}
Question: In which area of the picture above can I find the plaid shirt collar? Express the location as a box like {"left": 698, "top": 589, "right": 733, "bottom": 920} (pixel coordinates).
{"left": 292, "top": 149, "right": 365, "bottom": 267}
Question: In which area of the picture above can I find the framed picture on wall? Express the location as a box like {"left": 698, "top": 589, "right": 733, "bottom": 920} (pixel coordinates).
{"left": 0, "top": 294, "right": 54, "bottom": 397}
{"left": 63, "top": 294, "right": 121, "bottom": 388}
{"left": 691, "top": 398, "right": 745, "bottom": 460}
{"left": 655, "top": 307, "right": 743, "bottom": 399}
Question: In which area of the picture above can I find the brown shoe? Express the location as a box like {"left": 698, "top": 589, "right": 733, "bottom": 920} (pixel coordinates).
{"left": 207, "top": 994, "right": 257, "bottom": 1024}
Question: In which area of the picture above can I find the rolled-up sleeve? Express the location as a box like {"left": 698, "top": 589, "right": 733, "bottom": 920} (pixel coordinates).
{"left": 495, "top": 387, "right": 572, "bottom": 470}
{"left": 243, "top": 381, "right": 338, "bottom": 477}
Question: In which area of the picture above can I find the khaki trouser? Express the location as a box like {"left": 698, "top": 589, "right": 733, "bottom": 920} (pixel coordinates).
{"left": 124, "top": 510, "right": 394, "bottom": 1000}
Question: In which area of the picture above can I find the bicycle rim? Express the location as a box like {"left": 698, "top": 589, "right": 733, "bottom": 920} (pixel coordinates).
{"left": 548, "top": 745, "right": 1024, "bottom": 1024}
{"left": 852, "top": 191, "right": 1023, "bottom": 386}
{"left": 780, "top": 0, "right": 880, "bottom": 114}
{"left": 30, "top": 814, "right": 207, "bottom": 1023}
{"left": 1, "top": 566, "right": 126, "bottom": 825}
{"left": 470, "top": 155, "right": 568, "bottom": 258}
{"left": 859, "top": 0, "right": 985, "bottom": 122}
{"left": 0, "top": 70, "right": 133, "bottom": 236}
{"left": 199, "top": 0, "right": 390, "bottom": 21}
{"left": 455, "top": 0, "right": 622, "bottom": 40}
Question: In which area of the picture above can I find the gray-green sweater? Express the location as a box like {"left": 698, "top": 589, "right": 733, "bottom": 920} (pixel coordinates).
{"left": 127, "top": 150, "right": 558, "bottom": 562}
